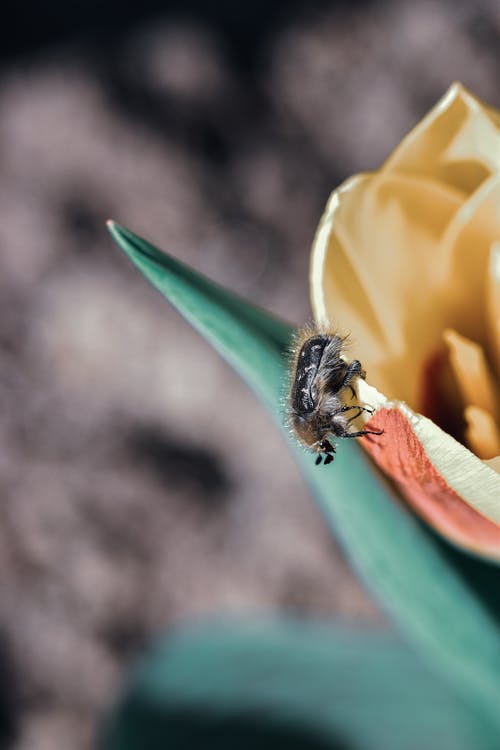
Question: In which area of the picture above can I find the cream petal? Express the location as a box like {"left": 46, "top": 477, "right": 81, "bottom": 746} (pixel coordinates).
{"left": 357, "top": 379, "right": 500, "bottom": 533}
{"left": 486, "top": 242, "right": 500, "bottom": 376}
{"left": 486, "top": 104, "right": 500, "bottom": 130}
{"left": 310, "top": 172, "right": 463, "bottom": 407}
{"left": 383, "top": 83, "right": 500, "bottom": 194}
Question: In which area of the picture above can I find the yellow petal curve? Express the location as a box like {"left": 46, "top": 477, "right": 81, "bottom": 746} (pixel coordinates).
{"left": 383, "top": 82, "right": 500, "bottom": 194}
{"left": 486, "top": 242, "right": 500, "bottom": 375}
{"left": 436, "top": 175, "right": 500, "bottom": 344}
{"left": 310, "top": 172, "right": 463, "bottom": 408}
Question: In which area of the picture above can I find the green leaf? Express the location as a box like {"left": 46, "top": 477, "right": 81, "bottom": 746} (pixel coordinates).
{"left": 107, "top": 222, "right": 500, "bottom": 732}
{"left": 107, "top": 221, "right": 291, "bottom": 412}
{"left": 101, "top": 619, "right": 491, "bottom": 750}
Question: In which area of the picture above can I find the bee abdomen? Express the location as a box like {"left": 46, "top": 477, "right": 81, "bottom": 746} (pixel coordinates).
{"left": 290, "top": 334, "right": 330, "bottom": 414}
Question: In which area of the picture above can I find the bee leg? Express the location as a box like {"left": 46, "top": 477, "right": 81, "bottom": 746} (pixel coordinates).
{"left": 345, "top": 405, "right": 375, "bottom": 420}
{"left": 343, "top": 428, "right": 384, "bottom": 438}
{"left": 341, "top": 360, "right": 366, "bottom": 398}
{"left": 346, "top": 408, "right": 364, "bottom": 423}
{"left": 315, "top": 454, "right": 323, "bottom": 466}
{"left": 331, "top": 404, "right": 363, "bottom": 415}
{"left": 329, "top": 405, "right": 374, "bottom": 424}
{"left": 351, "top": 360, "right": 367, "bottom": 380}
{"left": 324, "top": 454, "right": 334, "bottom": 465}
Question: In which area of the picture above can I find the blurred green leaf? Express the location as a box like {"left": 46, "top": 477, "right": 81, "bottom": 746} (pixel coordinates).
{"left": 108, "top": 222, "right": 500, "bottom": 732}
{"left": 101, "top": 619, "right": 492, "bottom": 750}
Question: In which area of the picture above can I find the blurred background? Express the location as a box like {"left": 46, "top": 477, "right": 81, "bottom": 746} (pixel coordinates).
{"left": 0, "top": 0, "right": 499, "bottom": 747}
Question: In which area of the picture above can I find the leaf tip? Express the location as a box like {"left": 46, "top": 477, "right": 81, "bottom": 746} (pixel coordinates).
{"left": 106, "top": 219, "right": 122, "bottom": 241}
{"left": 106, "top": 220, "right": 134, "bottom": 257}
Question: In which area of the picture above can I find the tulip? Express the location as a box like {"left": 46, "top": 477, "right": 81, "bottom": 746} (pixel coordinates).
{"left": 310, "top": 83, "right": 500, "bottom": 559}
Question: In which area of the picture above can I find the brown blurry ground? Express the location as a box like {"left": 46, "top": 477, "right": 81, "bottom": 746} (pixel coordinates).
{"left": 0, "top": 1, "right": 499, "bottom": 748}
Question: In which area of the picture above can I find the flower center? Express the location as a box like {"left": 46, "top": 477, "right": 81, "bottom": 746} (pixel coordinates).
{"left": 421, "top": 244, "right": 500, "bottom": 459}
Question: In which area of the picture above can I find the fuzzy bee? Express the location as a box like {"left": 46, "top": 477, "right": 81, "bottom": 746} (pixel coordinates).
{"left": 288, "top": 326, "right": 383, "bottom": 465}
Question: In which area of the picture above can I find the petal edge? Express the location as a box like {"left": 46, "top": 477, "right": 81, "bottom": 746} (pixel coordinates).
{"left": 356, "top": 381, "right": 500, "bottom": 561}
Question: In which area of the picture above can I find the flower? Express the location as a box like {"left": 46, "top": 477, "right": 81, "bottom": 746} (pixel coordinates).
{"left": 310, "top": 83, "right": 500, "bottom": 560}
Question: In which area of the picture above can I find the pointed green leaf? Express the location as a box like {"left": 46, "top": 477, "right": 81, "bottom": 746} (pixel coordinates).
{"left": 107, "top": 221, "right": 290, "bottom": 412}
{"left": 108, "top": 222, "right": 500, "bottom": 732}
{"left": 101, "top": 619, "right": 492, "bottom": 750}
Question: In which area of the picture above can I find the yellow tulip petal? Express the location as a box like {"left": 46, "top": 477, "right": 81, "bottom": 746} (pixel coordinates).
{"left": 464, "top": 406, "right": 500, "bottom": 460}
{"left": 311, "top": 171, "right": 463, "bottom": 407}
{"left": 486, "top": 243, "right": 500, "bottom": 375}
{"left": 436, "top": 175, "right": 500, "bottom": 344}
{"left": 443, "top": 328, "right": 499, "bottom": 419}
{"left": 383, "top": 83, "right": 500, "bottom": 194}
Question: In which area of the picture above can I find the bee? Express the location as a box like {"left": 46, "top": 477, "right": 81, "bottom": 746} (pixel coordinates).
{"left": 288, "top": 326, "right": 383, "bottom": 466}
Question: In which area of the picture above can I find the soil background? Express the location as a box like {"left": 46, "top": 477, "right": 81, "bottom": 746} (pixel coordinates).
{"left": 0, "top": 1, "right": 498, "bottom": 747}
